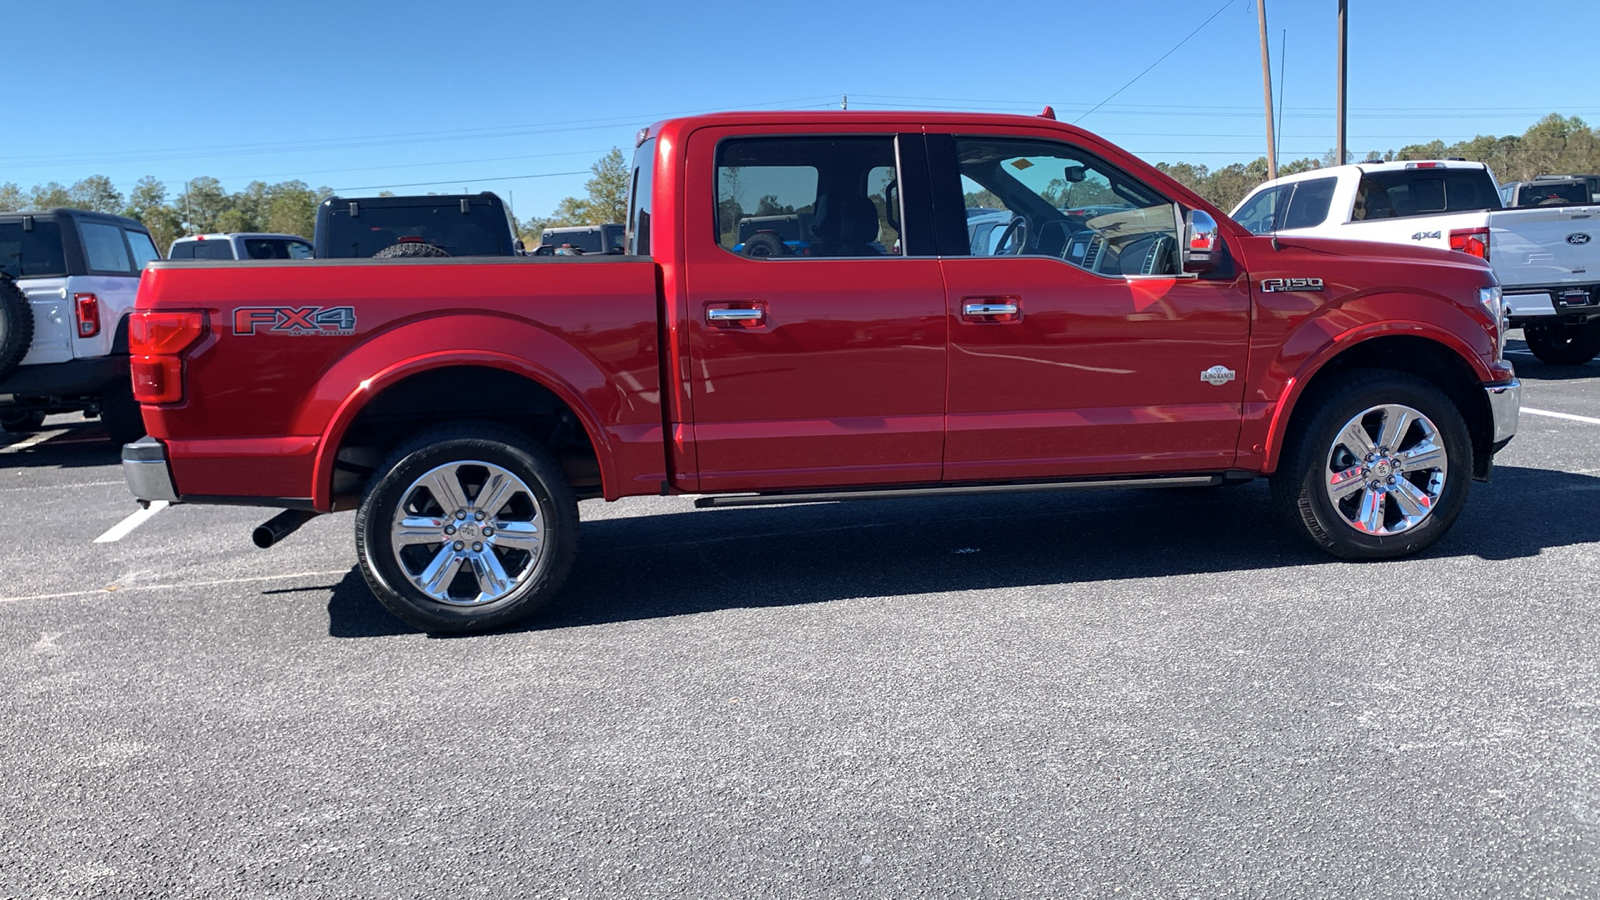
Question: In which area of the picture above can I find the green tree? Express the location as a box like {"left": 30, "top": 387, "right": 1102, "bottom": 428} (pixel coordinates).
{"left": 0, "top": 183, "right": 24, "bottom": 211}
{"left": 178, "top": 177, "right": 233, "bottom": 233}
{"left": 122, "top": 176, "right": 183, "bottom": 251}
{"left": 543, "top": 147, "right": 631, "bottom": 227}
{"left": 68, "top": 175, "right": 124, "bottom": 214}
{"left": 30, "top": 182, "right": 72, "bottom": 209}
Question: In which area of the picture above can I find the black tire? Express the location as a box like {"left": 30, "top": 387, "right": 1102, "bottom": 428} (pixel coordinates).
{"left": 99, "top": 381, "right": 146, "bottom": 445}
{"left": 0, "top": 273, "right": 34, "bottom": 384}
{"left": 1270, "top": 371, "right": 1471, "bottom": 559}
{"left": 1523, "top": 320, "right": 1600, "bottom": 366}
{"left": 741, "top": 233, "right": 787, "bottom": 258}
{"left": 372, "top": 242, "right": 451, "bottom": 259}
{"left": 355, "top": 422, "right": 578, "bottom": 634}
{"left": 0, "top": 408, "right": 45, "bottom": 434}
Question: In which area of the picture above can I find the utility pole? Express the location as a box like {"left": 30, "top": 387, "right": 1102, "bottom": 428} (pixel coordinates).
{"left": 1336, "top": 0, "right": 1348, "bottom": 166}
{"left": 1257, "top": 0, "right": 1277, "bottom": 178}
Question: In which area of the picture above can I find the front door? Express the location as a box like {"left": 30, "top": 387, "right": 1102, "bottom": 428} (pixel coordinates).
{"left": 932, "top": 133, "right": 1252, "bottom": 482}
{"left": 683, "top": 131, "right": 948, "bottom": 493}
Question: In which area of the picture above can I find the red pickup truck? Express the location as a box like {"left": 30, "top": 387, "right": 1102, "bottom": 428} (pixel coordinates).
{"left": 122, "top": 111, "right": 1521, "bottom": 633}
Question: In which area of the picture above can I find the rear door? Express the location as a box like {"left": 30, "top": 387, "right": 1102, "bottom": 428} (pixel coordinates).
{"left": 71, "top": 220, "right": 152, "bottom": 359}
{"left": 682, "top": 129, "right": 948, "bottom": 492}
{"left": 928, "top": 131, "right": 1252, "bottom": 481}
{"left": 1, "top": 218, "right": 74, "bottom": 366}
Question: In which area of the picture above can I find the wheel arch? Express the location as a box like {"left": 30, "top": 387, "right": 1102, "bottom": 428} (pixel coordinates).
{"left": 1263, "top": 328, "right": 1496, "bottom": 480}
{"left": 314, "top": 353, "right": 611, "bottom": 511}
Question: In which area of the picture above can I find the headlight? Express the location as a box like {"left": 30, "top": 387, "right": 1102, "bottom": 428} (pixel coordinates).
{"left": 1479, "top": 285, "right": 1505, "bottom": 359}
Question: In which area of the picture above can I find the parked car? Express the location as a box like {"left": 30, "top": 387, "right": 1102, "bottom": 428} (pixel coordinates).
{"left": 1232, "top": 160, "right": 1600, "bottom": 364}
{"left": 124, "top": 110, "right": 1518, "bottom": 634}
{"left": 315, "top": 193, "right": 519, "bottom": 259}
{"left": 0, "top": 208, "right": 158, "bottom": 442}
{"left": 1499, "top": 176, "right": 1592, "bottom": 208}
{"left": 167, "top": 233, "right": 312, "bottom": 260}
{"left": 536, "top": 224, "right": 625, "bottom": 256}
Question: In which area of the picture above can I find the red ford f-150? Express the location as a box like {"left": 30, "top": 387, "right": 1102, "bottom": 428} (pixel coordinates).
{"left": 122, "top": 111, "right": 1521, "bottom": 633}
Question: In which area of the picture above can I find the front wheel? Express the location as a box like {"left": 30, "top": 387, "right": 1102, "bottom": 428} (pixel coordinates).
{"left": 355, "top": 423, "right": 579, "bottom": 634}
{"left": 1271, "top": 372, "right": 1471, "bottom": 559}
{"left": 1523, "top": 320, "right": 1600, "bottom": 366}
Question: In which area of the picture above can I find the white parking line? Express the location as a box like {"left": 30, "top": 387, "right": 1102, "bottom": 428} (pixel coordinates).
{"left": 0, "top": 429, "right": 67, "bottom": 454}
{"left": 93, "top": 501, "right": 169, "bottom": 543}
{"left": 1523, "top": 407, "right": 1600, "bottom": 426}
{"left": 0, "top": 569, "right": 352, "bottom": 605}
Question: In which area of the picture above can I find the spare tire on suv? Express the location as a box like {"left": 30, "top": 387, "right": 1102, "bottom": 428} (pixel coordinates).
{"left": 0, "top": 273, "right": 33, "bottom": 383}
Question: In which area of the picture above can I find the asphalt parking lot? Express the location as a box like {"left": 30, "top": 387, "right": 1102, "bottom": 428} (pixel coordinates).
{"left": 2, "top": 336, "right": 1597, "bottom": 899}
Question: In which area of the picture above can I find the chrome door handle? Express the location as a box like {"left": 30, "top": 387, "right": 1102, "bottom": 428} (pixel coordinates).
{"left": 707, "top": 307, "right": 765, "bottom": 324}
{"left": 963, "top": 302, "right": 1019, "bottom": 317}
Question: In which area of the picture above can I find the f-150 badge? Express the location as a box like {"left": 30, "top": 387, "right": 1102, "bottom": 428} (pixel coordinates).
{"left": 1200, "top": 365, "right": 1236, "bottom": 386}
{"left": 233, "top": 306, "right": 357, "bottom": 335}
{"left": 1260, "top": 277, "right": 1325, "bottom": 293}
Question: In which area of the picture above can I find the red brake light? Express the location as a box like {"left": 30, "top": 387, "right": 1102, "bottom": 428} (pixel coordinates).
{"left": 129, "top": 310, "right": 207, "bottom": 404}
{"left": 1449, "top": 227, "right": 1491, "bottom": 262}
{"left": 73, "top": 293, "right": 100, "bottom": 337}
{"left": 1406, "top": 162, "right": 1443, "bottom": 169}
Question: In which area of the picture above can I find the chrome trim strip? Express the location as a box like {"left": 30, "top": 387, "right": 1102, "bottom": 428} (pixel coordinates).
{"left": 963, "top": 303, "right": 1019, "bottom": 317}
{"left": 694, "top": 474, "right": 1220, "bottom": 508}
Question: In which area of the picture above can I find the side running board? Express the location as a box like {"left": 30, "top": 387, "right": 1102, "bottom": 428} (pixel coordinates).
{"left": 693, "top": 474, "right": 1226, "bottom": 509}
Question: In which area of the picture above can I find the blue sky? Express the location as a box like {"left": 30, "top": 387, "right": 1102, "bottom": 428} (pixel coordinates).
{"left": 5, "top": 0, "right": 1595, "bottom": 220}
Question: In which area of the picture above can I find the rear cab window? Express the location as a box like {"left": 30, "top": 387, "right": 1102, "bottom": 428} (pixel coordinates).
{"left": 79, "top": 221, "right": 133, "bottom": 273}
{"left": 0, "top": 220, "right": 68, "bottom": 279}
{"left": 1352, "top": 168, "right": 1501, "bottom": 220}
{"left": 243, "top": 238, "right": 312, "bottom": 260}
{"left": 626, "top": 139, "right": 655, "bottom": 256}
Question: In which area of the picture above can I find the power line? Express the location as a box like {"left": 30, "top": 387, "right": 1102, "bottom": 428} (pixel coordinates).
{"left": 331, "top": 171, "right": 590, "bottom": 192}
{"left": 1073, "top": 0, "right": 1242, "bottom": 125}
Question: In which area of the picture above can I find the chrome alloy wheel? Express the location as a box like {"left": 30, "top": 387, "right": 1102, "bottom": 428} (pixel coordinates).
{"left": 388, "top": 460, "right": 545, "bottom": 605}
{"left": 1322, "top": 403, "right": 1448, "bottom": 536}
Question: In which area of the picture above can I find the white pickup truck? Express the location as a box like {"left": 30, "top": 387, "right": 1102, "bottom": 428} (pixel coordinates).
{"left": 1232, "top": 161, "right": 1600, "bottom": 365}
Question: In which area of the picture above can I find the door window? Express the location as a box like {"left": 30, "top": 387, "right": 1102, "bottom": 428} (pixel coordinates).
{"left": 125, "top": 230, "right": 161, "bottom": 268}
{"left": 715, "top": 137, "right": 903, "bottom": 258}
{"left": 80, "top": 222, "right": 132, "bottom": 272}
{"left": 952, "top": 137, "right": 1178, "bottom": 276}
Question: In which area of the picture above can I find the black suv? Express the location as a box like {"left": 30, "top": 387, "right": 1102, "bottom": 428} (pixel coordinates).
{"left": 314, "top": 193, "right": 520, "bottom": 259}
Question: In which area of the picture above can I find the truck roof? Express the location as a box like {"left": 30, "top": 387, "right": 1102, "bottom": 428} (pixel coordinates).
{"left": 643, "top": 109, "right": 1106, "bottom": 145}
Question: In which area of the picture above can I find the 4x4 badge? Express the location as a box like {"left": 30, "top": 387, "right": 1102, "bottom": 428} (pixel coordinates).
{"left": 1200, "top": 365, "right": 1236, "bottom": 386}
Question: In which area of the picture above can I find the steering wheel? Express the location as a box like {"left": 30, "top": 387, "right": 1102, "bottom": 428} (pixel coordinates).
{"left": 993, "top": 214, "right": 1030, "bottom": 255}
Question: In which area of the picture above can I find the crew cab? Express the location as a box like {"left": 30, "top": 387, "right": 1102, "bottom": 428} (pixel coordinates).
{"left": 1, "top": 208, "right": 160, "bottom": 442}
{"left": 122, "top": 111, "right": 1521, "bottom": 633}
{"left": 1232, "top": 161, "right": 1600, "bottom": 365}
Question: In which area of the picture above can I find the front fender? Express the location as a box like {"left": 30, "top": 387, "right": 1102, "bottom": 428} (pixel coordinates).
{"left": 1243, "top": 291, "right": 1496, "bottom": 473}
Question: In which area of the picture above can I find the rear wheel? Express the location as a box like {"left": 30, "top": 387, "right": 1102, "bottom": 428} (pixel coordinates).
{"left": 1523, "top": 320, "right": 1600, "bottom": 366}
{"left": 1271, "top": 372, "right": 1470, "bottom": 559}
{"left": 355, "top": 423, "right": 578, "bottom": 634}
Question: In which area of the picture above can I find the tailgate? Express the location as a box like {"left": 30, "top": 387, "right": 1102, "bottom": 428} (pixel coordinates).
{"left": 1488, "top": 205, "right": 1600, "bottom": 288}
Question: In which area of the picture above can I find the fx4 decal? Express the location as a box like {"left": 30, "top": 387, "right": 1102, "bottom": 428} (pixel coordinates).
{"left": 1259, "top": 277, "right": 1325, "bottom": 293}
{"left": 233, "top": 306, "right": 357, "bottom": 336}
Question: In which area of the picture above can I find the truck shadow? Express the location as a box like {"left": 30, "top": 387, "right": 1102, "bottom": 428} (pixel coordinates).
{"left": 0, "top": 420, "right": 122, "bottom": 470}
{"left": 324, "top": 464, "right": 1600, "bottom": 638}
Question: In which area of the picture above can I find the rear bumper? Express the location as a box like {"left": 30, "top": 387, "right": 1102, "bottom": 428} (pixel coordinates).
{"left": 0, "top": 356, "right": 126, "bottom": 400}
{"left": 1486, "top": 379, "right": 1521, "bottom": 447}
{"left": 123, "top": 436, "right": 179, "bottom": 503}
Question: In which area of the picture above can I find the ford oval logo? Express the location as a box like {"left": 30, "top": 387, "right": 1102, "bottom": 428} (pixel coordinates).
{"left": 1571, "top": 233, "right": 1593, "bottom": 245}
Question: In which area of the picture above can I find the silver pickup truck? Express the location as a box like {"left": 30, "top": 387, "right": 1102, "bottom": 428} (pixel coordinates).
{"left": 1233, "top": 161, "right": 1600, "bottom": 365}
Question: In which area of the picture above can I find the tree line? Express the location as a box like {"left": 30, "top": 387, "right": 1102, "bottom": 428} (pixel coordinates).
{"left": 3, "top": 113, "right": 1596, "bottom": 251}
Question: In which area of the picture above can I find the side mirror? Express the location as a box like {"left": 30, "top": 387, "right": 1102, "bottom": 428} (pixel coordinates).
{"left": 1183, "top": 209, "right": 1220, "bottom": 273}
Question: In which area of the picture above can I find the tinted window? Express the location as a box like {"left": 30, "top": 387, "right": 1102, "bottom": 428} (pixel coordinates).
{"left": 715, "top": 136, "right": 903, "bottom": 258}
{"left": 0, "top": 221, "right": 68, "bottom": 278}
{"left": 1282, "top": 177, "right": 1337, "bottom": 229}
{"left": 951, "top": 136, "right": 1177, "bottom": 275}
{"left": 126, "top": 230, "right": 160, "bottom": 268}
{"left": 320, "top": 203, "right": 512, "bottom": 258}
{"left": 542, "top": 229, "right": 605, "bottom": 253}
{"left": 627, "top": 139, "right": 654, "bottom": 256}
{"left": 243, "top": 238, "right": 312, "bottom": 259}
{"left": 80, "top": 222, "right": 132, "bottom": 272}
{"left": 1513, "top": 181, "right": 1589, "bottom": 207}
{"left": 1354, "top": 169, "right": 1500, "bottom": 220}
{"left": 175, "top": 240, "right": 236, "bottom": 260}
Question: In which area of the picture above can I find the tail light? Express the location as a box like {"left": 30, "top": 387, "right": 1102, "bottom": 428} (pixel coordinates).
{"left": 73, "top": 293, "right": 101, "bottom": 337}
{"left": 1450, "top": 227, "right": 1491, "bottom": 262}
{"left": 129, "top": 310, "right": 207, "bottom": 404}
